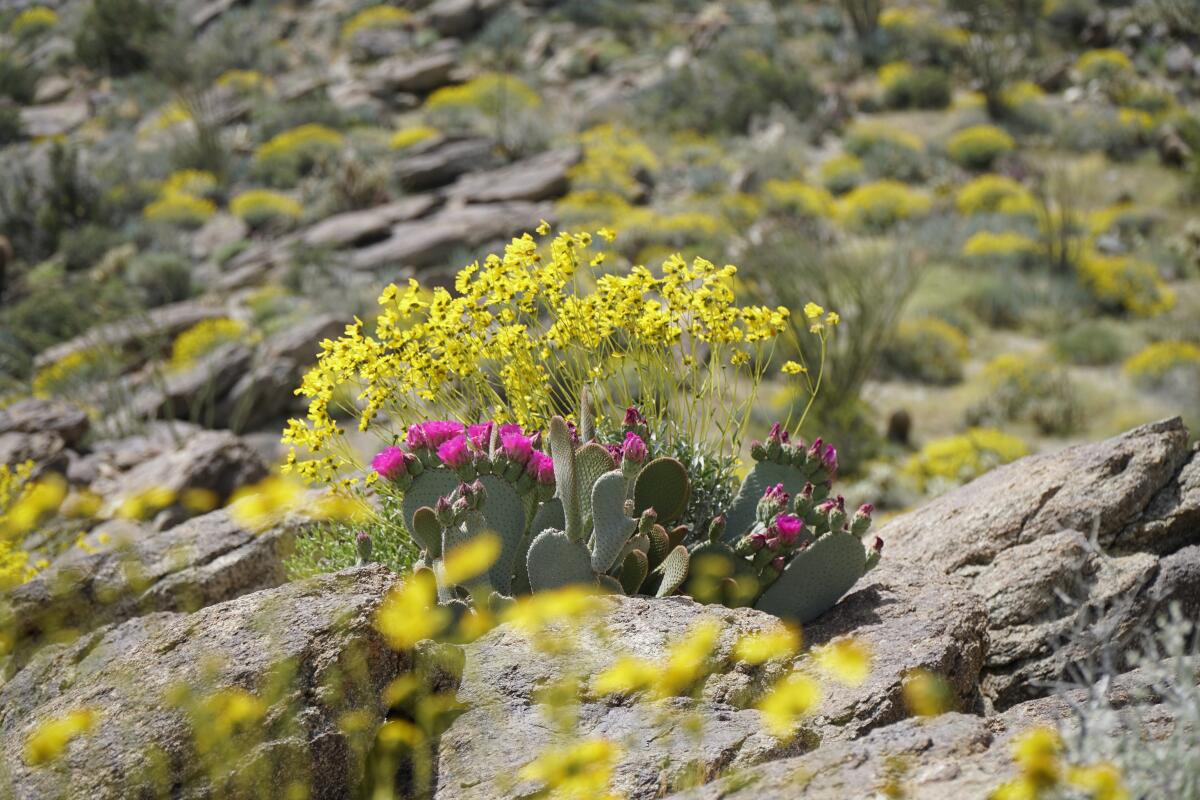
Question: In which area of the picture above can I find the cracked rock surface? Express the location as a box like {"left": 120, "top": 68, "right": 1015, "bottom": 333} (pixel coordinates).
{"left": 879, "top": 417, "right": 1200, "bottom": 708}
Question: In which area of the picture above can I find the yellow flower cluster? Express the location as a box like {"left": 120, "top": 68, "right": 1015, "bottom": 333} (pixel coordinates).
{"left": 1123, "top": 341, "right": 1200, "bottom": 384}
{"left": 229, "top": 189, "right": 304, "bottom": 228}
{"left": 169, "top": 318, "right": 248, "bottom": 370}
{"left": 216, "top": 69, "right": 268, "bottom": 93}
{"left": 518, "top": 738, "right": 621, "bottom": 800}
{"left": 955, "top": 174, "right": 1038, "bottom": 217}
{"left": 284, "top": 229, "right": 796, "bottom": 484}
{"left": 962, "top": 230, "right": 1041, "bottom": 259}
{"left": 877, "top": 62, "right": 914, "bottom": 91}
{"left": 1075, "top": 249, "right": 1175, "bottom": 317}
{"left": 23, "top": 708, "right": 97, "bottom": 766}
{"left": 763, "top": 180, "right": 835, "bottom": 218}
{"left": 32, "top": 348, "right": 103, "bottom": 398}
{"left": 254, "top": 124, "right": 344, "bottom": 169}
{"left": 426, "top": 73, "right": 541, "bottom": 116}
{"left": 820, "top": 153, "right": 864, "bottom": 193}
{"left": 341, "top": 5, "right": 410, "bottom": 41}
{"left": 144, "top": 191, "right": 217, "bottom": 227}
{"left": 389, "top": 125, "right": 439, "bottom": 151}
{"left": 9, "top": 6, "right": 57, "bottom": 37}
{"left": 1, "top": 463, "right": 64, "bottom": 589}
{"left": 567, "top": 123, "right": 660, "bottom": 201}
{"left": 845, "top": 121, "right": 925, "bottom": 156}
{"left": 947, "top": 125, "right": 1016, "bottom": 169}
{"left": 836, "top": 180, "right": 932, "bottom": 230}
{"left": 1076, "top": 48, "right": 1134, "bottom": 82}
{"left": 905, "top": 428, "right": 1030, "bottom": 490}
{"left": 991, "top": 727, "right": 1129, "bottom": 800}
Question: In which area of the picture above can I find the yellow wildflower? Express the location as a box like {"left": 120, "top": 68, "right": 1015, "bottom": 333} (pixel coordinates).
{"left": 758, "top": 673, "right": 822, "bottom": 740}
{"left": 24, "top": 709, "right": 97, "bottom": 766}
{"left": 812, "top": 637, "right": 871, "bottom": 686}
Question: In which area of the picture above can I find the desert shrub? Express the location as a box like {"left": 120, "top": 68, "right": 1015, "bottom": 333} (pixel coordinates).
{"left": 426, "top": 72, "right": 543, "bottom": 152}
{"left": 341, "top": 5, "right": 410, "bottom": 42}
{"left": 844, "top": 122, "right": 927, "bottom": 182}
{"left": 31, "top": 347, "right": 113, "bottom": 398}
{"left": 635, "top": 26, "right": 819, "bottom": 135}
{"left": 1057, "top": 106, "right": 1150, "bottom": 161}
{"left": 946, "top": 124, "right": 1015, "bottom": 170}
{"left": 8, "top": 7, "right": 58, "bottom": 40}
{"left": 1053, "top": 319, "right": 1133, "bottom": 366}
{"left": 961, "top": 230, "right": 1042, "bottom": 267}
{"left": 878, "top": 62, "right": 952, "bottom": 109}
{"left": 878, "top": 317, "right": 968, "bottom": 384}
{"left": 1076, "top": 48, "right": 1135, "bottom": 84}
{"left": 0, "top": 143, "right": 109, "bottom": 263}
{"left": 968, "top": 352, "right": 1084, "bottom": 435}
{"left": 820, "top": 154, "right": 865, "bottom": 194}
{"left": 254, "top": 124, "right": 345, "bottom": 186}
{"left": 1075, "top": 249, "right": 1175, "bottom": 317}
{"left": 905, "top": 427, "right": 1029, "bottom": 491}
{"left": 169, "top": 318, "right": 248, "bottom": 370}
{"left": 836, "top": 180, "right": 932, "bottom": 231}
{"left": 286, "top": 515, "right": 417, "bottom": 580}
{"left": 955, "top": 174, "right": 1038, "bottom": 217}
{"left": 58, "top": 224, "right": 123, "bottom": 273}
{"left": 143, "top": 192, "right": 217, "bottom": 228}
{"left": 568, "top": 123, "right": 659, "bottom": 201}
{"left": 762, "top": 180, "right": 835, "bottom": 218}
{"left": 74, "top": 0, "right": 168, "bottom": 76}
{"left": 1124, "top": 341, "right": 1200, "bottom": 389}
{"left": 389, "top": 126, "right": 439, "bottom": 152}
{"left": 229, "top": 190, "right": 304, "bottom": 231}
{"left": 0, "top": 54, "right": 36, "bottom": 105}
{"left": 125, "top": 252, "right": 193, "bottom": 308}
{"left": 0, "top": 103, "right": 22, "bottom": 146}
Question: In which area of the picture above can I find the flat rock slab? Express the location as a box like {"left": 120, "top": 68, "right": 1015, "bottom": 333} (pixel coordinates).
{"left": 0, "top": 399, "right": 89, "bottom": 448}
{"left": 446, "top": 147, "right": 580, "bottom": 203}
{"left": 350, "top": 201, "right": 552, "bottom": 271}
{"left": 0, "top": 566, "right": 405, "bottom": 800}
{"left": 878, "top": 418, "right": 1200, "bottom": 709}
{"left": 435, "top": 574, "right": 987, "bottom": 800}
{"left": 394, "top": 138, "right": 500, "bottom": 192}
{"left": 20, "top": 101, "right": 89, "bottom": 138}
{"left": 301, "top": 195, "right": 439, "bottom": 249}
{"left": 4, "top": 508, "right": 297, "bottom": 672}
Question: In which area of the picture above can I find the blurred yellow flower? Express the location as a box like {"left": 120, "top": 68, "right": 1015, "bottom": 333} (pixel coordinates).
{"left": 442, "top": 533, "right": 501, "bottom": 585}
{"left": 733, "top": 626, "right": 802, "bottom": 665}
{"left": 812, "top": 638, "right": 871, "bottom": 686}
{"left": 758, "top": 673, "right": 822, "bottom": 740}
{"left": 24, "top": 709, "right": 97, "bottom": 766}
{"left": 375, "top": 570, "right": 448, "bottom": 650}
{"left": 518, "top": 738, "right": 621, "bottom": 799}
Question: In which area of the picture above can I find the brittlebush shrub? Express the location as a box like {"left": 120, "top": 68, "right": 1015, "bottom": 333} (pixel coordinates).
{"left": 254, "top": 124, "right": 345, "bottom": 186}
{"left": 836, "top": 180, "right": 932, "bottom": 231}
{"left": 878, "top": 318, "right": 968, "bottom": 385}
{"left": 961, "top": 231, "right": 1042, "bottom": 268}
{"left": 1075, "top": 249, "right": 1175, "bottom": 317}
{"left": 169, "top": 318, "right": 248, "bottom": 370}
{"left": 1123, "top": 341, "right": 1200, "bottom": 390}
{"left": 955, "top": 174, "right": 1038, "bottom": 217}
{"left": 1053, "top": 319, "right": 1132, "bottom": 366}
{"left": 820, "top": 154, "right": 864, "bottom": 194}
{"left": 968, "top": 352, "right": 1084, "bottom": 435}
{"left": 762, "top": 180, "right": 835, "bottom": 219}
{"left": 905, "top": 427, "right": 1029, "bottom": 491}
{"left": 947, "top": 125, "right": 1016, "bottom": 170}
{"left": 878, "top": 62, "right": 952, "bottom": 110}
{"left": 230, "top": 190, "right": 304, "bottom": 230}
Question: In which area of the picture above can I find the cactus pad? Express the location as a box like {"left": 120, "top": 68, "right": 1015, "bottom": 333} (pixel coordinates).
{"left": 619, "top": 550, "right": 650, "bottom": 594}
{"left": 754, "top": 531, "right": 867, "bottom": 623}
{"left": 410, "top": 506, "right": 443, "bottom": 557}
{"left": 633, "top": 457, "right": 690, "bottom": 523}
{"left": 401, "top": 469, "right": 460, "bottom": 534}
{"left": 577, "top": 442, "right": 617, "bottom": 529}
{"left": 590, "top": 470, "right": 636, "bottom": 573}
{"left": 549, "top": 417, "right": 583, "bottom": 542}
{"left": 655, "top": 544, "right": 690, "bottom": 598}
{"left": 527, "top": 529, "right": 595, "bottom": 592}
{"left": 477, "top": 475, "right": 528, "bottom": 594}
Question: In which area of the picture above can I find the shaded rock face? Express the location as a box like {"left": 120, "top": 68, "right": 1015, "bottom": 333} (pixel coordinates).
{"left": 4, "top": 508, "right": 299, "bottom": 673}
{"left": 0, "top": 567, "right": 405, "bottom": 800}
{"left": 879, "top": 417, "right": 1200, "bottom": 709}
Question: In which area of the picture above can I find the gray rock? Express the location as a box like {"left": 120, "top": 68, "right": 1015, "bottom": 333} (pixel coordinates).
{"left": 435, "top": 576, "right": 986, "bottom": 800}
{"left": 349, "top": 28, "right": 414, "bottom": 62}
{"left": 19, "top": 100, "right": 89, "bottom": 138}
{"left": 132, "top": 342, "right": 255, "bottom": 423}
{"left": 0, "top": 566, "right": 405, "bottom": 800}
{"left": 1165, "top": 43, "right": 1194, "bottom": 74}
{"left": 0, "top": 398, "right": 89, "bottom": 448}
{"left": 366, "top": 52, "right": 458, "bottom": 96}
{"left": 3, "top": 507, "right": 299, "bottom": 674}
{"left": 301, "top": 195, "right": 439, "bottom": 249}
{"left": 394, "top": 138, "right": 500, "bottom": 191}
{"left": 35, "top": 300, "right": 228, "bottom": 370}
{"left": 190, "top": 213, "right": 248, "bottom": 261}
{"left": 0, "top": 431, "right": 66, "bottom": 475}
{"left": 879, "top": 418, "right": 1200, "bottom": 709}
{"left": 89, "top": 429, "right": 267, "bottom": 522}
{"left": 421, "top": 0, "right": 490, "bottom": 36}
{"left": 350, "top": 201, "right": 552, "bottom": 271}
{"left": 447, "top": 147, "right": 580, "bottom": 203}
{"left": 32, "top": 75, "right": 72, "bottom": 104}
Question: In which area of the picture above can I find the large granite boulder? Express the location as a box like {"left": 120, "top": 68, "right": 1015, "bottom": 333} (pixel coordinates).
{"left": 0, "top": 566, "right": 405, "bottom": 800}
{"left": 879, "top": 417, "right": 1200, "bottom": 708}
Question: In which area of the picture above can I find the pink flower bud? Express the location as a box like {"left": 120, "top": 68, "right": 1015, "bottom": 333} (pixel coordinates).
{"left": 763, "top": 483, "right": 789, "bottom": 503}
{"left": 624, "top": 406, "right": 647, "bottom": 427}
{"left": 768, "top": 422, "right": 788, "bottom": 443}
{"left": 621, "top": 432, "right": 647, "bottom": 464}
{"left": 774, "top": 514, "right": 804, "bottom": 545}
{"left": 822, "top": 443, "right": 838, "bottom": 472}
{"left": 371, "top": 446, "right": 409, "bottom": 481}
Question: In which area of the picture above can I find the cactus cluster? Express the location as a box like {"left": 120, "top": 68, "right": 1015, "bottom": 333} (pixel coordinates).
{"left": 373, "top": 405, "right": 881, "bottom": 624}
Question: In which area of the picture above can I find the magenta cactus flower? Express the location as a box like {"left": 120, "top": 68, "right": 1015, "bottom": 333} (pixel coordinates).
{"left": 467, "top": 422, "right": 494, "bottom": 450}
{"left": 371, "top": 446, "right": 408, "bottom": 481}
{"left": 624, "top": 406, "right": 647, "bottom": 427}
{"left": 436, "top": 434, "right": 472, "bottom": 468}
{"left": 526, "top": 451, "right": 555, "bottom": 484}
{"left": 501, "top": 430, "right": 534, "bottom": 465}
{"left": 767, "top": 422, "right": 789, "bottom": 443}
{"left": 773, "top": 514, "right": 804, "bottom": 545}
